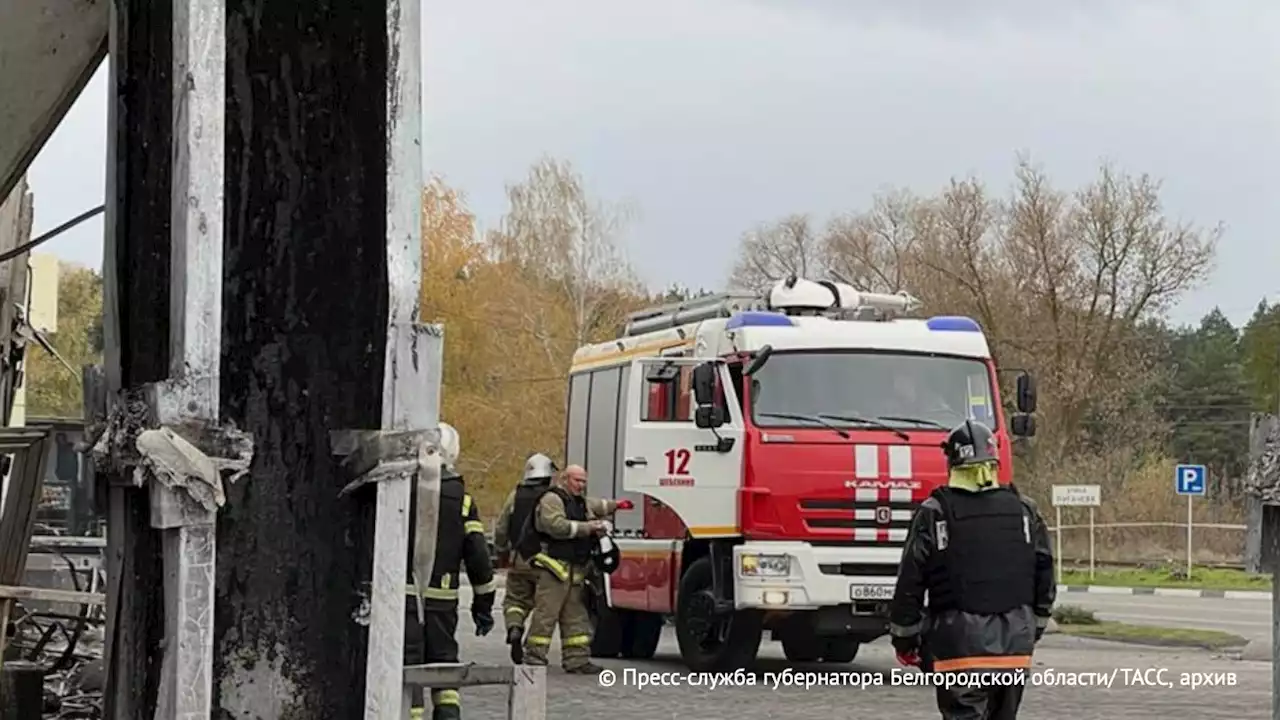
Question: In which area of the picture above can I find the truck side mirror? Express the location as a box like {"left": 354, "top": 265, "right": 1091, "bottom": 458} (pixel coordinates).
{"left": 691, "top": 363, "right": 717, "bottom": 406}
{"left": 694, "top": 406, "right": 725, "bottom": 429}
{"left": 1015, "top": 373, "right": 1037, "bottom": 414}
{"left": 1011, "top": 414, "right": 1036, "bottom": 438}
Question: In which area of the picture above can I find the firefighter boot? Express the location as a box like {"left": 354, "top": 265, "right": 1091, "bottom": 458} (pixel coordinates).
{"left": 430, "top": 689, "right": 461, "bottom": 720}
{"left": 507, "top": 625, "right": 524, "bottom": 664}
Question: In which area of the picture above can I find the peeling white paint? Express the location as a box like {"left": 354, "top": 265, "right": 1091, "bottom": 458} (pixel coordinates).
{"left": 217, "top": 645, "right": 302, "bottom": 720}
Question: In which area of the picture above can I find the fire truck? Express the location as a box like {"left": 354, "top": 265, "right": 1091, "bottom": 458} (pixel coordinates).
{"left": 565, "top": 276, "right": 1037, "bottom": 671}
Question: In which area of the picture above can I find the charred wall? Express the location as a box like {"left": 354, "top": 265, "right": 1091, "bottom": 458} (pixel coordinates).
{"left": 216, "top": 1, "right": 388, "bottom": 716}
{"left": 104, "top": 0, "right": 172, "bottom": 716}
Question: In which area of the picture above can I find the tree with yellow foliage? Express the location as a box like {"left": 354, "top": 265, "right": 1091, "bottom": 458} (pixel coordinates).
{"left": 420, "top": 160, "right": 646, "bottom": 516}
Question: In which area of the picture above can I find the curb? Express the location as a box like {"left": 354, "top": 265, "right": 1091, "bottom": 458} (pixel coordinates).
{"left": 1056, "top": 584, "right": 1270, "bottom": 600}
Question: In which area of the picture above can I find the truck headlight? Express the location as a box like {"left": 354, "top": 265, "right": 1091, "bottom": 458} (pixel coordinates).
{"left": 740, "top": 553, "right": 790, "bottom": 577}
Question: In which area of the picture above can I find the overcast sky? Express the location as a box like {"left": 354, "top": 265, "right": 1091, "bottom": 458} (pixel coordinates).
{"left": 25, "top": 0, "right": 1280, "bottom": 326}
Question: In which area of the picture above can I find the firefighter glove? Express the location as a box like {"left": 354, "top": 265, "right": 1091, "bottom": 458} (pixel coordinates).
{"left": 1035, "top": 625, "right": 1046, "bottom": 642}
{"left": 615, "top": 499, "right": 634, "bottom": 511}
{"left": 472, "top": 606, "right": 494, "bottom": 637}
{"left": 891, "top": 634, "right": 921, "bottom": 667}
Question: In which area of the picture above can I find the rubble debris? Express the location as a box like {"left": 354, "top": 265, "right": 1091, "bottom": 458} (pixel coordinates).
{"left": 4, "top": 547, "right": 105, "bottom": 718}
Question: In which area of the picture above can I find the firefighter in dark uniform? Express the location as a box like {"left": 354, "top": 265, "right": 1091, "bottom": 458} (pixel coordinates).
{"left": 888, "top": 420, "right": 1055, "bottom": 720}
{"left": 493, "top": 452, "right": 557, "bottom": 663}
{"left": 405, "top": 422, "right": 498, "bottom": 720}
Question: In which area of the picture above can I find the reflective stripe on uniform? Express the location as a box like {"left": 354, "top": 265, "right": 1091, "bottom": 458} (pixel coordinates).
{"left": 405, "top": 585, "right": 460, "bottom": 600}
{"left": 531, "top": 553, "right": 569, "bottom": 582}
{"left": 507, "top": 607, "right": 526, "bottom": 618}
{"left": 472, "top": 578, "right": 498, "bottom": 594}
{"left": 932, "top": 655, "right": 1032, "bottom": 672}
{"left": 432, "top": 689, "right": 460, "bottom": 706}
{"left": 564, "top": 634, "right": 590, "bottom": 648}
{"left": 462, "top": 494, "right": 473, "bottom": 516}
{"left": 409, "top": 707, "right": 425, "bottom": 719}
{"left": 527, "top": 635, "right": 552, "bottom": 646}
{"left": 464, "top": 520, "right": 485, "bottom": 535}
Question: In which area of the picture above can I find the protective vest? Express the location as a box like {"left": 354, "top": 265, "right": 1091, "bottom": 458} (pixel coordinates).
{"left": 924, "top": 486, "right": 1035, "bottom": 615}
{"left": 406, "top": 469, "right": 494, "bottom": 606}
{"left": 506, "top": 481, "right": 548, "bottom": 548}
{"left": 515, "top": 487, "right": 593, "bottom": 566}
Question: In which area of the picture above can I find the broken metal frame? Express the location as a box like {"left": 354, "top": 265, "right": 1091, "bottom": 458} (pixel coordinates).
{"left": 401, "top": 665, "right": 546, "bottom": 720}
{"left": 0, "top": 426, "right": 55, "bottom": 664}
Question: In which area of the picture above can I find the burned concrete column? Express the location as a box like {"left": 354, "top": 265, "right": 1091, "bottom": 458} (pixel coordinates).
{"left": 216, "top": 0, "right": 429, "bottom": 717}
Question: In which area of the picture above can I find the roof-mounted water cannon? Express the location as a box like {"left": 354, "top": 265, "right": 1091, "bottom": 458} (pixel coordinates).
{"left": 767, "top": 276, "right": 839, "bottom": 315}
{"left": 766, "top": 275, "right": 921, "bottom": 319}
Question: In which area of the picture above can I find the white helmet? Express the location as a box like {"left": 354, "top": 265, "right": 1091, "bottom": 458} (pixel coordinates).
{"left": 523, "top": 453, "right": 557, "bottom": 481}
{"left": 437, "top": 422, "right": 460, "bottom": 468}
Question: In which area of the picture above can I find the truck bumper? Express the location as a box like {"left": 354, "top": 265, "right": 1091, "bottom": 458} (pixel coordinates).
{"left": 733, "top": 541, "right": 902, "bottom": 612}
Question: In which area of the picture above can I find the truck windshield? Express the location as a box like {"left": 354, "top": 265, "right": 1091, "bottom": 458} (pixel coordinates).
{"left": 749, "top": 351, "right": 998, "bottom": 431}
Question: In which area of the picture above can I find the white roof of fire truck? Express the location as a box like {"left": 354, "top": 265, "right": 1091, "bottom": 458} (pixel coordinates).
{"left": 570, "top": 277, "right": 992, "bottom": 373}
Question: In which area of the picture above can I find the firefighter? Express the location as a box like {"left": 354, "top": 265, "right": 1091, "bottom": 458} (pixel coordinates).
{"left": 493, "top": 452, "right": 558, "bottom": 663}
{"left": 888, "top": 420, "right": 1054, "bottom": 720}
{"left": 405, "top": 422, "right": 498, "bottom": 720}
{"left": 514, "top": 464, "right": 630, "bottom": 672}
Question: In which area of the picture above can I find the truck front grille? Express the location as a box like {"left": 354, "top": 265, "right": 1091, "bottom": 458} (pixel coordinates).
{"left": 799, "top": 495, "right": 917, "bottom": 547}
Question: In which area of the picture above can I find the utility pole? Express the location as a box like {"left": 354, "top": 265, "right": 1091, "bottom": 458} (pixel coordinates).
{"left": 100, "top": 0, "right": 429, "bottom": 717}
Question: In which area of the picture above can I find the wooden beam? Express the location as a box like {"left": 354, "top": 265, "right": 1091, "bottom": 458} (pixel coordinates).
{"left": 0, "top": 584, "right": 106, "bottom": 606}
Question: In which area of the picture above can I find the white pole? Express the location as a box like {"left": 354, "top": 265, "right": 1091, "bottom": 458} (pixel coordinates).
{"left": 1055, "top": 505, "right": 1062, "bottom": 585}
{"left": 1186, "top": 494, "right": 1193, "bottom": 580}
{"left": 1088, "top": 507, "right": 1095, "bottom": 581}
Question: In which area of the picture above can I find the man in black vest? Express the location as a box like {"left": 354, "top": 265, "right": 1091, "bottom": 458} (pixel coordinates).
{"left": 405, "top": 423, "right": 498, "bottom": 720}
{"left": 514, "top": 464, "right": 626, "bottom": 671}
{"left": 493, "top": 452, "right": 558, "bottom": 663}
{"left": 888, "top": 420, "right": 1054, "bottom": 720}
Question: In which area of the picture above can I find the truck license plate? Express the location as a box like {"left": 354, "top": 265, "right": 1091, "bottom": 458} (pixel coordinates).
{"left": 849, "top": 584, "right": 894, "bottom": 601}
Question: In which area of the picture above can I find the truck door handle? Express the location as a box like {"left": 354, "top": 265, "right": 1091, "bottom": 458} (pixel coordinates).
{"left": 625, "top": 457, "right": 647, "bottom": 467}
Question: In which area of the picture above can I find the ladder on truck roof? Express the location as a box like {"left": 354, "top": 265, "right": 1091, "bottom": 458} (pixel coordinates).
{"left": 623, "top": 292, "right": 766, "bottom": 337}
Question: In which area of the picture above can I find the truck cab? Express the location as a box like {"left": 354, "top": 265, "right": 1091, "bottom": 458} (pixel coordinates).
{"left": 565, "top": 278, "right": 1038, "bottom": 670}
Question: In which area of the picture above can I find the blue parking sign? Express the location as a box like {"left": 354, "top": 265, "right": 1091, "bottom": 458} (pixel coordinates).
{"left": 1174, "top": 464, "right": 1206, "bottom": 496}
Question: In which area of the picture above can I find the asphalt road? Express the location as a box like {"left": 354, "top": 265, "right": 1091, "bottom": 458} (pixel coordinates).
{"left": 449, "top": 588, "right": 1270, "bottom": 719}
{"left": 1058, "top": 592, "right": 1272, "bottom": 641}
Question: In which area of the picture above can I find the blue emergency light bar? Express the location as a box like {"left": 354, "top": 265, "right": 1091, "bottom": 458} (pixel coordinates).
{"left": 725, "top": 311, "right": 794, "bottom": 330}
{"left": 925, "top": 316, "right": 982, "bottom": 332}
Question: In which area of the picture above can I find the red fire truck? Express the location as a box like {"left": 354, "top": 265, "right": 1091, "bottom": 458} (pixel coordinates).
{"left": 565, "top": 277, "right": 1037, "bottom": 671}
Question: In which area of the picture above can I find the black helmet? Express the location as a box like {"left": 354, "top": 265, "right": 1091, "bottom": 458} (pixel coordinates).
{"left": 594, "top": 534, "right": 621, "bottom": 575}
{"left": 942, "top": 420, "right": 998, "bottom": 468}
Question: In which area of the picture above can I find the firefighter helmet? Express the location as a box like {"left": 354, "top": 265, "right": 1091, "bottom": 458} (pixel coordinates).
{"left": 523, "top": 453, "right": 557, "bottom": 481}
{"left": 594, "top": 529, "right": 621, "bottom": 575}
{"left": 942, "top": 420, "right": 997, "bottom": 468}
{"left": 438, "top": 422, "right": 460, "bottom": 468}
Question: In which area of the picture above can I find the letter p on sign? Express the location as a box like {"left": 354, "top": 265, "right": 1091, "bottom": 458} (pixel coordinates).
{"left": 1175, "top": 464, "right": 1205, "bottom": 496}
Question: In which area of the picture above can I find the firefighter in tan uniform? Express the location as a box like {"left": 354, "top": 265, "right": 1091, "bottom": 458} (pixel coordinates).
{"left": 492, "top": 452, "right": 557, "bottom": 663}
{"left": 514, "top": 464, "right": 621, "bottom": 672}
{"left": 405, "top": 423, "right": 498, "bottom": 720}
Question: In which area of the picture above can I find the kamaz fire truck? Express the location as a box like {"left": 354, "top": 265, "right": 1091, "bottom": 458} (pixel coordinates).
{"left": 565, "top": 276, "right": 1037, "bottom": 671}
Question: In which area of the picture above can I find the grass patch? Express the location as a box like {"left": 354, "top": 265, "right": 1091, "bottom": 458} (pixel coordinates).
{"left": 1059, "top": 565, "right": 1270, "bottom": 592}
{"left": 1055, "top": 621, "right": 1248, "bottom": 651}
{"left": 1052, "top": 604, "right": 1099, "bottom": 625}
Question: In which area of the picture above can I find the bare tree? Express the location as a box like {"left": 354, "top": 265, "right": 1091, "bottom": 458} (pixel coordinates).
{"left": 728, "top": 214, "right": 826, "bottom": 292}
{"left": 489, "top": 157, "right": 642, "bottom": 353}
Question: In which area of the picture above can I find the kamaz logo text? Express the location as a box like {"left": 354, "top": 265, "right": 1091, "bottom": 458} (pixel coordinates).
{"left": 844, "top": 480, "right": 920, "bottom": 489}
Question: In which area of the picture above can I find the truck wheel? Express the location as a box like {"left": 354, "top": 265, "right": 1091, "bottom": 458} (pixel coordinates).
{"left": 675, "top": 556, "right": 762, "bottom": 672}
{"left": 780, "top": 632, "right": 823, "bottom": 663}
{"left": 587, "top": 586, "right": 624, "bottom": 658}
{"left": 821, "top": 638, "right": 859, "bottom": 664}
{"left": 622, "top": 612, "right": 664, "bottom": 660}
